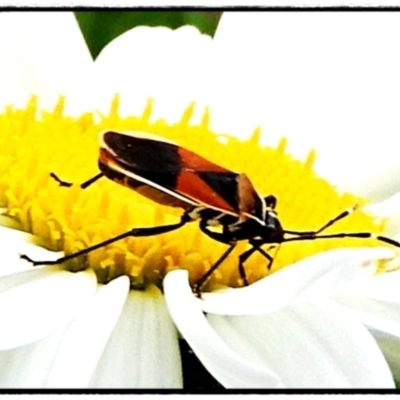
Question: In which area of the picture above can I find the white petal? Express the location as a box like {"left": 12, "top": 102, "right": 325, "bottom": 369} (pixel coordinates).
{"left": 0, "top": 224, "right": 38, "bottom": 244}
{"left": 369, "top": 329, "right": 400, "bottom": 383}
{"left": 200, "top": 247, "right": 392, "bottom": 315}
{"left": 0, "top": 226, "right": 63, "bottom": 277}
{"left": 0, "top": 12, "right": 94, "bottom": 114}
{"left": 0, "top": 324, "right": 71, "bottom": 388}
{"left": 164, "top": 270, "right": 282, "bottom": 388}
{"left": 93, "top": 25, "right": 212, "bottom": 122}
{"left": 207, "top": 301, "right": 394, "bottom": 388}
{"left": 334, "top": 268, "right": 400, "bottom": 337}
{"left": 346, "top": 268, "right": 400, "bottom": 304}
{"left": 45, "top": 275, "right": 130, "bottom": 388}
{"left": 89, "top": 285, "right": 182, "bottom": 388}
{"left": 342, "top": 162, "right": 400, "bottom": 203}
{"left": 212, "top": 12, "right": 400, "bottom": 200}
{"left": 0, "top": 268, "right": 97, "bottom": 350}
{"left": 365, "top": 191, "right": 400, "bottom": 236}
{"left": 335, "top": 295, "right": 400, "bottom": 339}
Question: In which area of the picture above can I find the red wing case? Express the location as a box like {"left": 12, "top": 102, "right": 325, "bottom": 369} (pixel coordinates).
{"left": 99, "top": 131, "right": 265, "bottom": 220}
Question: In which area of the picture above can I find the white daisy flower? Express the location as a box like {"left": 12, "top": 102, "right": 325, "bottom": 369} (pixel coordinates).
{"left": 0, "top": 11, "right": 399, "bottom": 389}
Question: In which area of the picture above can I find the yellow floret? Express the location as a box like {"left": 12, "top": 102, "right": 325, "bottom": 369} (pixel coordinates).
{"left": 0, "top": 95, "right": 385, "bottom": 290}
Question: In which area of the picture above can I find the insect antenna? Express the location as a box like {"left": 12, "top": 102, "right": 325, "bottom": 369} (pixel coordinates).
{"left": 284, "top": 205, "right": 359, "bottom": 236}
{"left": 283, "top": 204, "right": 400, "bottom": 248}
{"left": 283, "top": 231, "right": 400, "bottom": 248}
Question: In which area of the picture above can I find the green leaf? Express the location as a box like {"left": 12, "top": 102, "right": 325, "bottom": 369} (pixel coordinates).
{"left": 74, "top": 11, "right": 222, "bottom": 60}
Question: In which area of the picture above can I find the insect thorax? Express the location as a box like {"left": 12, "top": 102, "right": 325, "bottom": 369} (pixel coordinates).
{"left": 188, "top": 207, "right": 237, "bottom": 226}
{"left": 190, "top": 206, "right": 284, "bottom": 244}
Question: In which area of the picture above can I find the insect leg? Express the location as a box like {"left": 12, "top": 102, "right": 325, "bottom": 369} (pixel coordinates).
{"left": 255, "top": 246, "right": 275, "bottom": 270}
{"left": 284, "top": 205, "right": 359, "bottom": 236}
{"left": 237, "top": 247, "right": 257, "bottom": 286}
{"left": 195, "top": 221, "right": 240, "bottom": 292}
{"left": 50, "top": 172, "right": 103, "bottom": 189}
{"left": 20, "top": 216, "right": 190, "bottom": 267}
{"left": 197, "top": 241, "right": 276, "bottom": 292}
{"left": 193, "top": 243, "right": 237, "bottom": 296}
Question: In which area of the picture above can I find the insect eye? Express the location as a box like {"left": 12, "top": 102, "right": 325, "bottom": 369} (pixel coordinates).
{"left": 264, "top": 195, "right": 277, "bottom": 209}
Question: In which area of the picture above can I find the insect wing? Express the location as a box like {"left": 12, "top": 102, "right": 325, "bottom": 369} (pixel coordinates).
{"left": 100, "top": 131, "right": 264, "bottom": 219}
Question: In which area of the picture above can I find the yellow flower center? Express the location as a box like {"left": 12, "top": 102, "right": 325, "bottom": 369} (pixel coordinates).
{"left": 0, "top": 96, "right": 385, "bottom": 291}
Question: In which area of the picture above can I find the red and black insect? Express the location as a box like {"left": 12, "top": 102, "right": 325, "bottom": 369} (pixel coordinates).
{"left": 21, "top": 130, "right": 400, "bottom": 294}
